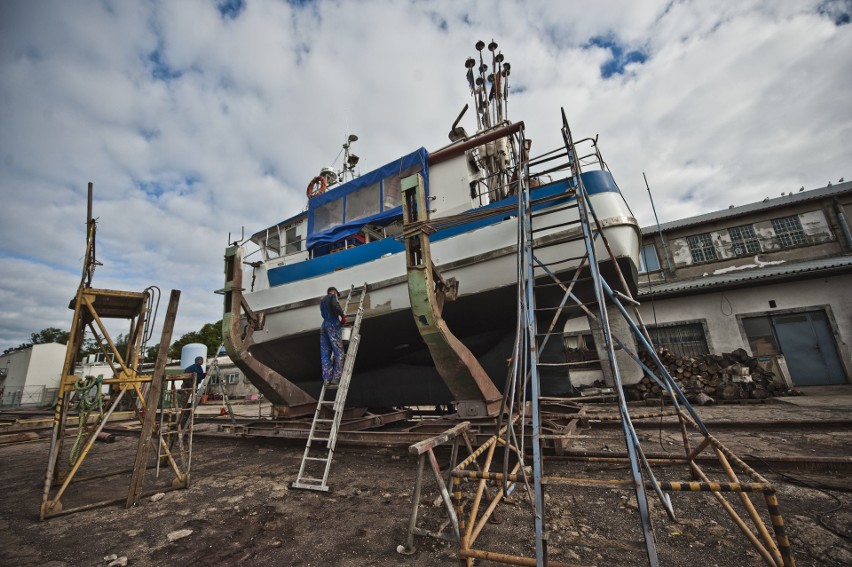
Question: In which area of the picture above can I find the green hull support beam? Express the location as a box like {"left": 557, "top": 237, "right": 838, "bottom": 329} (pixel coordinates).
{"left": 402, "top": 174, "right": 503, "bottom": 418}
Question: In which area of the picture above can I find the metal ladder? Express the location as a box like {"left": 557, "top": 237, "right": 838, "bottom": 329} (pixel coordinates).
{"left": 292, "top": 283, "right": 368, "bottom": 492}
{"left": 157, "top": 376, "right": 197, "bottom": 477}
{"left": 208, "top": 354, "right": 237, "bottom": 426}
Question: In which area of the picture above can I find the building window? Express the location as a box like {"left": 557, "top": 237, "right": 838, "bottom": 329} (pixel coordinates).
{"left": 728, "top": 224, "right": 761, "bottom": 256}
{"left": 771, "top": 216, "right": 806, "bottom": 247}
{"left": 226, "top": 373, "right": 239, "bottom": 385}
{"left": 209, "top": 374, "right": 219, "bottom": 385}
{"left": 638, "top": 243, "right": 661, "bottom": 273}
{"left": 647, "top": 322, "right": 709, "bottom": 358}
{"left": 686, "top": 233, "right": 717, "bottom": 263}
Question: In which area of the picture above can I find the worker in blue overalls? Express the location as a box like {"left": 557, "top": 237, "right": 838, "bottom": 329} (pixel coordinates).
{"left": 319, "top": 286, "right": 347, "bottom": 384}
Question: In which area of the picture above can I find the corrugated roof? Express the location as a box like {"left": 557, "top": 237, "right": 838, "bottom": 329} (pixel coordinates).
{"left": 637, "top": 255, "right": 852, "bottom": 297}
{"left": 640, "top": 181, "right": 852, "bottom": 234}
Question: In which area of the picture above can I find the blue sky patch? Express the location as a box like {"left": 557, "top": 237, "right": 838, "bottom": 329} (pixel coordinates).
{"left": 148, "top": 49, "right": 181, "bottom": 81}
{"left": 136, "top": 179, "right": 167, "bottom": 198}
{"left": 818, "top": 0, "right": 851, "bottom": 25}
{"left": 139, "top": 128, "right": 160, "bottom": 142}
{"left": 218, "top": 0, "right": 245, "bottom": 19}
{"left": 587, "top": 36, "right": 647, "bottom": 78}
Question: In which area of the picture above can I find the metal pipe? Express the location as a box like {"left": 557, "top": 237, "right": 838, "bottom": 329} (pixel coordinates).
{"left": 427, "top": 448, "right": 461, "bottom": 541}
{"left": 764, "top": 491, "right": 797, "bottom": 567}
{"left": 459, "top": 547, "right": 578, "bottom": 567}
{"left": 714, "top": 446, "right": 783, "bottom": 565}
{"left": 834, "top": 197, "right": 852, "bottom": 250}
{"left": 428, "top": 122, "right": 524, "bottom": 166}
{"left": 400, "top": 454, "right": 426, "bottom": 554}
{"left": 688, "top": 460, "right": 779, "bottom": 567}
{"left": 469, "top": 461, "right": 521, "bottom": 544}
{"left": 566, "top": 118, "right": 659, "bottom": 565}
{"left": 548, "top": 451, "right": 852, "bottom": 470}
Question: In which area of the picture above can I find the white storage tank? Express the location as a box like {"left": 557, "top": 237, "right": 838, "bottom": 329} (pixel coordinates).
{"left": 180, "top": 343, "right": 207, "bottom": 371}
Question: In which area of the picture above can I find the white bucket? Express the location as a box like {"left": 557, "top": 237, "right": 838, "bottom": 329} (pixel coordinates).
{"left": 341, "top": 327, "right": 352, "bottom": 342}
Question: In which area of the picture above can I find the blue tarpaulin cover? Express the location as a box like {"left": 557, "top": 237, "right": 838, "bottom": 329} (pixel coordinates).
{"left": 306, "top": 148, "right": 428, "bottom": 251}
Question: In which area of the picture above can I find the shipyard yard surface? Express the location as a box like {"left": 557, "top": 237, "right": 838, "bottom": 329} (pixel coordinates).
{"left": 1, "top": 388, "right": 851, "bottom": 567}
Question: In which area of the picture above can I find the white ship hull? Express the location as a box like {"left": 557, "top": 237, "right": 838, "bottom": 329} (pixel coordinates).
{"left": 238, "top": 180, "right": 639, "bottom": 406}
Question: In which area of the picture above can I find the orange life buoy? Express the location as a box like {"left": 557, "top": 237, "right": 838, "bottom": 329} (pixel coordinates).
{"left": 306, "top": 175, "right": 327, "bottom": 198}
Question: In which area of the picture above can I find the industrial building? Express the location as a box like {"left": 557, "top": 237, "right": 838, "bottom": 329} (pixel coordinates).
{"left": 633, "top": 181, "right": 851, "bottom": 386}
{"left": 564, "top": 181, "right": 851, "bottom": 388}
{"left": 0, "top": 343, "right": 65, "bottom": 408}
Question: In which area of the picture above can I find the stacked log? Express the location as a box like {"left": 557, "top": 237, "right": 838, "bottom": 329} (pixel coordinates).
{"left": 631, "top": 347, "right": 789, "bottom": 402}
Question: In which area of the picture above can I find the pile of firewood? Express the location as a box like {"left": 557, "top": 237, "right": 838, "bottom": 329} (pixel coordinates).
{"left": 631, "top": 347, "right": 789, "bottom": 402}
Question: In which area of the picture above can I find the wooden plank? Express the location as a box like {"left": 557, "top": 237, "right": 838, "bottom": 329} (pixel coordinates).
{"left": 126, "top": 290, "right": 180, "bottom": 508}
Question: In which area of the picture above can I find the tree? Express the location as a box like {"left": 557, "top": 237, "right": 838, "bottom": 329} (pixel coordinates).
{"left": 3, "top": 326, "right": 71, "bottom": 354}
{"left": 31, "top": 327, "right": 70, "bottom": 345}
{"left": 168, "top": 320, "right": 223, "bottom": 360}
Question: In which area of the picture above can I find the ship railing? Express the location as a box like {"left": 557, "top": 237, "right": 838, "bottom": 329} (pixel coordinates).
{"left": 528, "top": 135, "right": 610, "bottom": 182}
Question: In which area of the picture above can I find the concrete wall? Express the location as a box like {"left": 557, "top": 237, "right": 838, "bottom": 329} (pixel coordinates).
{"left": 1, "top": 343, "right": 65, "bottom": 389}
{"left": 0, "top": 343, "right": 66, "bottom": 407}
{"left": 636, "top": 273, "right": 852, "bottom": 382}
{"left": 24, "top": 343, "right": 66, "bottom": 388}
{"left": 1, "top": 348, "right": 33, "bottom": 391}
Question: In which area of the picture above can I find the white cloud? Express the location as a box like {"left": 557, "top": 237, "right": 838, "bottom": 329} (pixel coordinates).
{"left": 1, "top": 0, "right": 850, "bottom": 351}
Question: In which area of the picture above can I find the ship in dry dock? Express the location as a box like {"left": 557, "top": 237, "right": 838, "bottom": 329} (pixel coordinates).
{"left": 220, "top": 41, "right": 641, "bottom": 413}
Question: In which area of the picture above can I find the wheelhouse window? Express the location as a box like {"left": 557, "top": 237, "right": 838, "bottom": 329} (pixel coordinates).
{"left": 345, "top": 182, "right": 381, "bottom": 221}
{"left": 638, "top": 243, "right": 661, "bottom": 273}
{"left": 313, "top": 199, "right": 344, "bottom": 232}
{"left": 284, "top": 226, "right": 301, "bottom": 254}
{"left": 728, "top": 224, "right": 761, "bottom": 256}
{"left": 687, "top": 233, "right": 717, "bottom": 263}
{"left": 771, "top": 215, "right": 806, "bottom": 247}
{"left": 226, "top": 373, "right": 239, "bottom": 385}
{"left": 647, "top": 322, "right": 709, "bottom": 358}
{"left": 382, "top": 165, "right": 420, "bottom": 210}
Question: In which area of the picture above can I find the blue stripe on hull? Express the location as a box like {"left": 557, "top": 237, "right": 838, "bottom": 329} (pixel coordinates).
{"left": 268, "top": 171, "right": 622, "bottom": 286}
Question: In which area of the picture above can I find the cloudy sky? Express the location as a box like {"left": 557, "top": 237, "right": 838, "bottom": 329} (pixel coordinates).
{"left": 1, "top": 0, "right": 850, "bottom": 353}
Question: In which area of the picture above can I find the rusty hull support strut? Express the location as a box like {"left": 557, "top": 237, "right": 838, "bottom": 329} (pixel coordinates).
{"left": 220, "top": 245, "right": 316, "bottom": 417}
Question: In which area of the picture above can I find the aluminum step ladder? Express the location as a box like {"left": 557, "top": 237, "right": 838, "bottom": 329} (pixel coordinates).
{"left": 291, "top": 283, "right": 368, "bottom": 492}
{"left": 157, "top": 376, "right": 197, "bottom": 478}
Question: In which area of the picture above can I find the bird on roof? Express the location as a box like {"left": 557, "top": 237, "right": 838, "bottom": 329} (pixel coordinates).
{"left": 840, "top": 177, "right": 845, "bottom": 183}
{"left": 799, "top": 187, "right": 804, "bottom": 191}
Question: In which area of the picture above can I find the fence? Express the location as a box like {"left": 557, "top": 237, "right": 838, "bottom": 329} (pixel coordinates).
{"left": 0, "top": 385, "right": 59, "bottom": 408}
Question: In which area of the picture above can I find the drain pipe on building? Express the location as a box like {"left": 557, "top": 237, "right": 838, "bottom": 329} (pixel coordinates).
{"left": 834, "top": 197, "right": 852, "bottom": 251}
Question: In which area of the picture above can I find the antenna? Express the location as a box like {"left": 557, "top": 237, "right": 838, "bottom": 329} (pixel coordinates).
{"left": 341, "top": 134, "right": 359, "bottom": 182}
{"left": 643, "top": 172, "right": 673, "bottom": 274}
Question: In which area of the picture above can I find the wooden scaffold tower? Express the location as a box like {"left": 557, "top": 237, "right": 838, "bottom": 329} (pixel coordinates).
{"left": 40, "top": 183, "right": 193, "bottom": 520}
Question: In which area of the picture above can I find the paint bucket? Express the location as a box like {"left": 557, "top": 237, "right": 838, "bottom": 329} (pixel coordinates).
{"left": 341, "top": 327, "right": 352, "bottom": 342}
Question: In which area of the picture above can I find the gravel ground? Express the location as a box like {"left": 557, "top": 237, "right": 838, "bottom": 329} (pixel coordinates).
{"left": 1, "top": 397, "right": 850, "bottom": 566}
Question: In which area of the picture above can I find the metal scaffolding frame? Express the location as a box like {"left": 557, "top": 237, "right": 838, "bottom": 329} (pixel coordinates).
{"left": 401, "top": 116, "right": 797, "bottom": 566}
